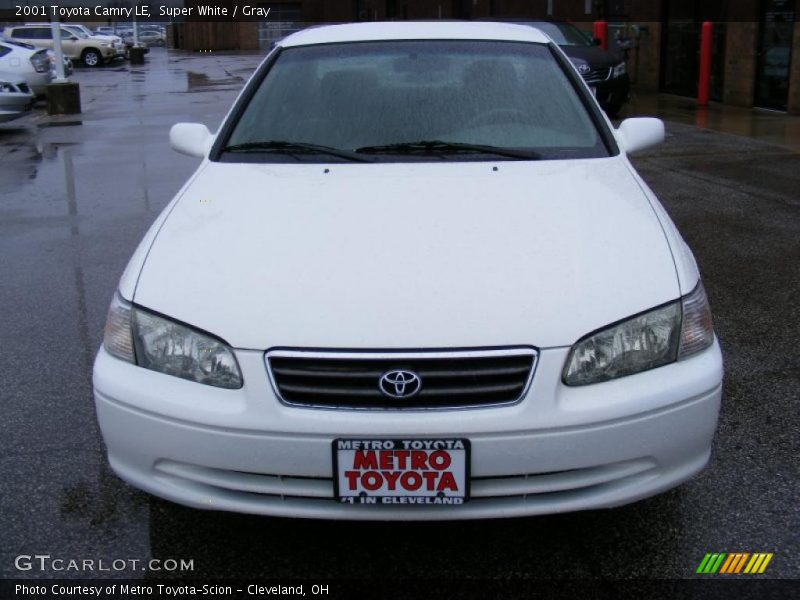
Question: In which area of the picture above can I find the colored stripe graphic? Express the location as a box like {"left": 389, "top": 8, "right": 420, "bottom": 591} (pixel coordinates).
{"left": 719, "top": 554, "right": 736, "bottom": 574}
{"left": 697, "top": 553, "right": 726, "bottom": 574}
{"left": 744, "top": 553, "right": 774, "bottom": 574}
{"left": 699, "top": 552, "right": 773, "bottom": 575}
{"left": 720, "top": 553, "right": 750, "bottom": 574}
{"left": 733, "top": 553, "right": 751, "bottom": 573}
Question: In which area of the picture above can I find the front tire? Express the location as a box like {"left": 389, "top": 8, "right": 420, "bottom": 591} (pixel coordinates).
{"left": 82, "top": 49, "right": 102, "bottom": 68}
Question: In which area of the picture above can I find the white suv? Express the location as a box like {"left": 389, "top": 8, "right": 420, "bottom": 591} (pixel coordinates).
{"left": 94, "top": 22, "right": 723, "bottom": 520}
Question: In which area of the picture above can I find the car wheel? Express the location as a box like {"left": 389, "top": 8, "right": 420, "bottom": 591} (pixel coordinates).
{"left": 82, "top": 49, "right": 102, "bottom": 67}
{"left": 157, "top": 39, "right": 165, "bottom": 47}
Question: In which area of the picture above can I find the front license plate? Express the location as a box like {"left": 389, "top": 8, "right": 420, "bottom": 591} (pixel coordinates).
{"left": 333, "top": 438, "right": 470, "bottom": 505}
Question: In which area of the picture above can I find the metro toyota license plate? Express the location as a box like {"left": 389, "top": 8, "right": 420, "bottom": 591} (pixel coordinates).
{"left": 334, "top": 439, "right": 470, "bottom": 505}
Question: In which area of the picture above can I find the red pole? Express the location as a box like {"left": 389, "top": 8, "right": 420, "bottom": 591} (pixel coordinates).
{"left": 593, "top": 21, "right": 608, "bottom": 50}
{"left": 698, "top": 21, "right": 713, "bottom": 106}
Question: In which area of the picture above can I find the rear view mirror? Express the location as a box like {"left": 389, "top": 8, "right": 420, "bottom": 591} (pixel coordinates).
{"left": 170, "top": 123, "right": 214, "bottom": 158}
{"left": 616, "top": 117, "right": 665, "bottom": 154}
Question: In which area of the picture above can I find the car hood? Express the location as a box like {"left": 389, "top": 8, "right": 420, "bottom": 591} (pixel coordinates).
{"left": 561, "top": 44, "right": 621, "bottom": 69}
{"left": 87, "top": 34, "right": 118, "bottom": 43}
{"left": 134, "top": 158, "right": 678, "bottom": 349}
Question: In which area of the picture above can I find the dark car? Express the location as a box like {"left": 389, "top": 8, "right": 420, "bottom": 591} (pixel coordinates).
{"left": 517, "top": 20, "right": 630, "bottom": 117}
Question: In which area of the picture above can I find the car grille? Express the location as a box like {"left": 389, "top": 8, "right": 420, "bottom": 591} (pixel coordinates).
{"left": 266, "top": 348, "right": 537, "bottom": 410}
{"left": 582, "top": 66, "right": 612, "bottom": 83}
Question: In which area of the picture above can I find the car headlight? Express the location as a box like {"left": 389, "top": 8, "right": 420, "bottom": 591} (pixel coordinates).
{"left": 563, "top": 282, "right": 714, "bottom": 386}
{"left": 613, "top": 62, "right": 627, "bottom": 78}
{"left": 103, "top": 293, "right": 243, "bottom": 389}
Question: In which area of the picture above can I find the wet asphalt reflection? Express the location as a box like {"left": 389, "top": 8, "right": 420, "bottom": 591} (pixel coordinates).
{"left": 0, "top": 49, "right": 797, "bottom": 580}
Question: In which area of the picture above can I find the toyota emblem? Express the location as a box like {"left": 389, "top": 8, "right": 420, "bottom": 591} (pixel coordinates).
{"left": 379, "top": 370, "right": 422, "bottom": 399}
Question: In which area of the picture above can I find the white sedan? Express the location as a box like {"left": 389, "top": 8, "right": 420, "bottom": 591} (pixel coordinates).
{"left": 0, "top": 39, "right": 53, "bottom": 96}
{"left": 94, "top": 22, "right": 723, "bottom": 520}
{"left": 0, "top": 78, "right": 34, "bottom": 122}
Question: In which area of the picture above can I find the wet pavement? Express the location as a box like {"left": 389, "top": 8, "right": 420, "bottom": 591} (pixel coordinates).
{"left": 625, "top": 91, "right": 800, "bottom": 153}
{"left": 0, "top": 49, "right": 798, "bottom": 582}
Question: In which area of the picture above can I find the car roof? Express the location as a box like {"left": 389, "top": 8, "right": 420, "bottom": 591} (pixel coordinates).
{"left": 280, "top": 21, "right": 550, "bottom": 47}
{"left": 0, "top": 38, "right": 37, "bottom": 52}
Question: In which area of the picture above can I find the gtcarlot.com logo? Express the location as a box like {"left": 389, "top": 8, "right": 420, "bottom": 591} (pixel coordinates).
{"left": 696, "top": 552, "right": 774, "bottom": 575}
{"left": 14, "top": 554, "right": 194, "bottom": 573}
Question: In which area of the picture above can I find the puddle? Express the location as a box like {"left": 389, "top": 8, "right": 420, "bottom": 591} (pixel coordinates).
{"left": 186, "top": 70, "right": 243, "bottom": 91}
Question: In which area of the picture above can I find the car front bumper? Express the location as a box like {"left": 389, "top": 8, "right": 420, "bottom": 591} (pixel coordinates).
{"left": 23, "top": 72, "right": 54, "bottom": 96}
{"left": 0, "top": 91, "right": 35, "bottom": 120}
{"left": 590, "top": 73, "right": 630, "bottom": 111}
{"left": 93, "top": 339, "right": 723, "bottom": 520}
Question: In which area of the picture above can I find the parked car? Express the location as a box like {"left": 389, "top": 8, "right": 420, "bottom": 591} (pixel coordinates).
{"left": 0, "top": 39, "right": 53, "bottom": 96}
{"left": 111, "top": 28, "right": 150, "bottom": 55}
{"left": 0, "top": 78, "right": 35, "bottom": 122}
{"left": 62, "top": 24, "right": 126, "bottom": 60}
{"left": 3, "top": 24, "right": 117, "bottom": 67}
{"left": 117, "top": 29, "right": 158, "bottom": 50}
{"left": 95, "top": 22, "right": 722, "bottom": 520}
{"left": 93, "top": 26, "right": 116, "bottom": 36}
{"left": 51, "top": 53, "right": 74, "bottom": 77}
{"left": 140, "top": 25, "right": 166, "bottom": 36}
{"left": 136, "top": 30, "right": 165, "bottom": 47}
{"left": 517, "top": 20, "right": 631, "bottom": 117}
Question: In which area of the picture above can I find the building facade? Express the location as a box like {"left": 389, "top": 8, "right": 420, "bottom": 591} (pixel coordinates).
{"left": 2, "top": 0, "right": 796, "bottom": 112}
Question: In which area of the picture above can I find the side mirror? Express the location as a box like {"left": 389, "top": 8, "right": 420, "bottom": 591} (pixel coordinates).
{"left": 170, "top": 123, "right": 214, "bottom": 158}
{"left": 616, "top": 117, "right": 664, "bottom": 154}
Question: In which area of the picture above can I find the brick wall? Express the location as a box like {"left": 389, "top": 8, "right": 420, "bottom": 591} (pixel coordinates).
{"left": 631, "top": 22, "right": 661, "bottom": 92}
{"left": 723, "top": 22, "right": 758, "bottom": 107}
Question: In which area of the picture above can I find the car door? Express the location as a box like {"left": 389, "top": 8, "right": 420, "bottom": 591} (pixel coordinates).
{"left": 28, "top": 27, "right": 54, "bottom": 52}
{"left": 58, "top": 28, "right": 82, "bottom": 60}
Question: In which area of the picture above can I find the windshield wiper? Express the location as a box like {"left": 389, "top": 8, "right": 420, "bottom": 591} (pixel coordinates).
{"left": 222, "top": 141, "right": 373, "bottom": 162}
{"left": 355, "top": 140, "right": 541, "bottom": 160}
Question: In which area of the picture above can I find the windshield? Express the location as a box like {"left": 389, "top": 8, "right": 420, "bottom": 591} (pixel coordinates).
{"left": 221, "top": 40, "right": 608, "bottom": 163}
{"left": 524, "top": 22, "right": 593, "bottom": 47}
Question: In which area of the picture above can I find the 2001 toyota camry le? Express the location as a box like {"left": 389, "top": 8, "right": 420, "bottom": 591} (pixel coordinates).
{"left": 94, "top": 22, "right": 723, "bottom": 519}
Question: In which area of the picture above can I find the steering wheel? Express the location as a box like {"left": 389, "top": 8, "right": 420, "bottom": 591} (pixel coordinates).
{"left": 466, "top": 108, "right": 529, "bottom": 128}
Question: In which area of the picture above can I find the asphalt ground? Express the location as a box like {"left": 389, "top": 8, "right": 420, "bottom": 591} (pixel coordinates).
{"left": 0, "top": 49, "right": 797, "bottom": 586}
